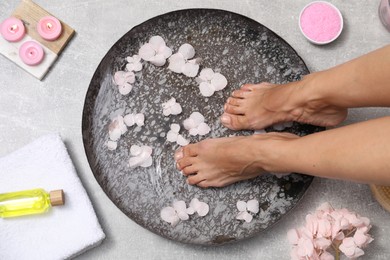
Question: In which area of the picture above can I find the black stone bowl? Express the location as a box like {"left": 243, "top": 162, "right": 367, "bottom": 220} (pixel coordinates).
{"left": 82, "top": 9, "right": 324, "bottom": 245}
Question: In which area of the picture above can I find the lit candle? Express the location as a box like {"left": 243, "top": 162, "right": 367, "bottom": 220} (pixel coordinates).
{"left": 19, "top": 41, "right": 45, "bottom": 66}
{"left": 0, "top": 17, "right": 26, "bottom": 42}
{"left": 37, "top": 16, "right": 62, "bottom": 41}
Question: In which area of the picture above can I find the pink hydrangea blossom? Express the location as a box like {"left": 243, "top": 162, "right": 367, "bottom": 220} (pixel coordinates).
{"left": 287, "top": 203, "right": 373, "bottom": 260}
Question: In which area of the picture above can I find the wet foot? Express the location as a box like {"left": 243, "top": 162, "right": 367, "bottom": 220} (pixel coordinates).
{"left": 220, "top": 82, "right": 347, "bottom": 130}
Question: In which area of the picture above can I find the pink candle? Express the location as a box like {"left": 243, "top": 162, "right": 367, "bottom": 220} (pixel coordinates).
{"left": 299, "top": 1, "right": 343, "bottom": 44}
{"left": 37, "top": 16, "right": 62, "bottom": 41}
{"left": 19, "top": 41, "right": 45, "bottom": 66}
{"left": 0, "top": 17, "right": 26, "bottom": 42}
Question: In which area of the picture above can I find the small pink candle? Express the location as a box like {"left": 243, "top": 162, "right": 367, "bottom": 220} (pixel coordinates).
{"left": 19, "top": 41, "right": 45, "bottom": 66}
{"left": 37, "top": 16, "right": 62, "bottom": 41}
{"left": 299, "top": 1, "right": 343, "bottom": 44}
{"left": 0, "top": 17, "right": 26, "bottom": 42}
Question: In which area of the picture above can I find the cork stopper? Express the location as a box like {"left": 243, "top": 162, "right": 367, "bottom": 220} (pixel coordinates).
{"left": 49, "top": 190, "right": 65, "bottom": 206}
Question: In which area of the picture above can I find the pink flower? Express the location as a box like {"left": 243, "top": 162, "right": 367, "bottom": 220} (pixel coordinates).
{"left": 339, "top": 237, "right": 365, "bottom": 258}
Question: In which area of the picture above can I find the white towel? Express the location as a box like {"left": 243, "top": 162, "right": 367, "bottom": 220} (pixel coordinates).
{"left": 0, "top": 134, "right": 105, "bottom": 260}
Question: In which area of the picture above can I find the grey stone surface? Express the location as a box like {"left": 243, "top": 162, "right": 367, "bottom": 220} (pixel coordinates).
{"left": 0, "top": 0, "right": 389, "bottom": 259}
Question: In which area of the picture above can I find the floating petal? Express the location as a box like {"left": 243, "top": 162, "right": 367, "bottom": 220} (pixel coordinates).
{"left": 167, "top": 131, "right": 179, "bottom": 142}
{"left": 162, "top": 97, "right": 176, "bottom": 109}
{"left": 160, "top": 46, "right": 172, "bottom": 59}
{"left": 182, "top": 62, "right": 199, "bottom": 77}
{"left": 149, "top": 54, "right": 166, "bottom": 66}
{"left": 176, "top": 135, "right": 189, "bottom": 146}
{"left": 247, "top": 199, "right": 259, "bottom": 214}
{"left": 140, "top": 156, "right": 153, "bottom": 167}
{"left": 135, "top": 113, "right": 145, "bottom": 126}
{"left": 124, "top": 114, "right": 135, "bottom": 126}
{"left": 183, "top": 118, "right": 197, "bottom": 130}
{"left": 211, "top": 73, "right": 228, "bottom": 91}
{"left": 139, "top": 43, "right": 156, "bottom": 61}
{"left": 130, "top": 145, "right": 142, "bottom": 156}
{"left": 197, "top": 122, "right": 211, "bottom": 136}
{"left": 178, "top": 43, "right": 195, "bottom": 60}
{"left": 109, "top": 128, "right": 121, "bottom": 141}
{"left": 199, "top": 68, "right": 214, "bottom": 81}
{"left": 168, "top": 53, "right": 185, "bottom": 73}
{"left": 170, "top": 103, "right": 182, "bottom": 115}
{"left": 236, "top": 201, "right": 247, "bottom": 212}
{"left": 170, "top": 123, "right": 180, "bottom": 133}
{"left": 149, "top": 35, "right": 165, "bottom": 51}
{"left": 118, "top": 83, "right": 132, "bottom": 95}
{"left": 199, "top": 82, "right": 215, "bottom": 97}
{"left": 190, "top": 112, "right": 205, "bottom": 125}
{"left": 106, "top": 141, "right": 117, "bottom": 151}
{"left": 189, "top": 128, "right": 199, "bottom": 136}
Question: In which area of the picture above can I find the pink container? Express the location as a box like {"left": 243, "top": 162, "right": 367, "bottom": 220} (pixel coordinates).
{"left": 299, "top": 1, "right": 343, "bottom": 45}
{"left": 379, "top": 0, "right": 390, "bottom": 31}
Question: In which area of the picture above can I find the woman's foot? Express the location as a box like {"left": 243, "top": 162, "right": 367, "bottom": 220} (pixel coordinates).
{"left": 174, "top": 132, "right": 298, "bottom": 188}
{"left": 221, "top": 82, "right": 347, "bottom": 130}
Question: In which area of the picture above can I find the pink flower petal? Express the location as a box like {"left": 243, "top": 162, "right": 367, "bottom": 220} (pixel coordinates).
{"left": 106, "top": 141, "right": 117, "bottom": 151}
{"left": 236, "top": 201, "right": 247, "bottom": 212}
{"left": 129, "top": 155, "right": 146, "bottom": 168}
{"left": 297, "top": 237, "right": 314, "bottom": 257}
{"left": 162, "top": 97, "right": 176, "bottom": 109}
{"left": 236, "top": 211, "right": 252, "bottom": 223}
{"left": 247, "top": 199, "right": 259, "bottom": 214}
{"left": 167, "top": 130, "right": 178, "bottom": 142}
{"left": 124, "top": 71, "right": 135, "bottom": 84}
{"left": 315, "top": 237, "right": 331, "bottom": 250}
{"left": 190, "top": 198, "right": 209, "bottom": 217}
{"left": 168, "top": 53, "right": 185, "bottom": 73}
{"left": 161, "top": 207, "right": 177, "bottom": 223}
{"left": 124, "top": 114, "right": 135, "bottom": 126}
{"left": 118, "top": 83, "right": 132, "bottom": 95}
{"left": 186, "top": 207, "right": 195, "bottom": 215}
{"left": 197, "top": 122, "right": 211, "bottom": 136}
{"left": 176, "top": 135, "right": 189, "bottom": 146}
{"left": 199, "top": 82, "right": 215, "bottom": 97}
{"left": 109, "top": 128, "right": 121, "bottom": 141}
{"left": 149, "top": 35, "right": 165, "bottom": 51}
{"left": 130, "top": 145, "right": 142, "bottom": 156}
{"left": 159, "top": 46, "right": 172, "bottom": 59}
{"left": 189, "top": 128, "right": 199, "bottom": 136}
{"left": 173, "top": 200, "right": 187, "bottom": 212}
{"left": 182, "top": 62, "right": 199, "bottom": 77}
{"left": 190, "top": 112, "right": 205, "bottom": 125}
{"left": 183, "top": 118, "right": 197, "bottom": 130}
{"left": 211, "top": 73, "right": 228, "bottom": 91}
{"left": 178, "top": 43, "right": 195, "bottom": 60}
{"left": 139, "top": 43, "right": 156, "bottom": 61}
{"left": 114, "top": 71, "right": 126, "bottom": 86}
{"left": 170, "top": 123, "right": 180, "bottom": 133}
{"left": 319, "top": 250, "right": 334, "bottom": 260}
{"left": 140, "top": 156, "right": 152, "bottom": 167}
{"left": 177, "top": 211, "right": 189, "bottom": 221}
{"left": 135, "top": 113, "right": 145, "bottom": 126}
{"left": 170, "top": 103, "right": 182, "bottom": 115}
{"left": 199, "top": 68, "right": 214, "bottom": 81}
{"left": 149, "top": 54, "right": 166, "bottom": 66}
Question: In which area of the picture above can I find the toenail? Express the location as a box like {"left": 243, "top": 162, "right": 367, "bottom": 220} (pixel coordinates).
{"left": 174, "top": 148, "right": 184, "bottom": 161}
{"left": 221, "top": 114, "right": 231, "bottom": 124}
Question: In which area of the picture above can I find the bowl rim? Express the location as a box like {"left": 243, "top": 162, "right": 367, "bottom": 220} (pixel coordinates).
{"left": 299, "top": 0, "right": 344, "bottom": 45}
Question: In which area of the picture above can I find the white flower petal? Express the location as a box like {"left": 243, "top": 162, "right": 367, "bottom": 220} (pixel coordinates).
{"left": 139, "top": 43, "right": 156, "bottom": 61}
{"left": 197, "top": 122, "right": 211, "bottom": 136}
{"left": 162, "top": 97, "right": 176, "bottom": 108}
{"left": 178, "top": 43, "right": 195, "bottom": 60}
{"left": 133, "top": 62, "right": 143, "bottom": 72}
{"left": 140, "top": 156, "right": 153, "bottom": 167}
{"left": 124, "top": 71, "right": 135, "bottom": 84}
{"left": 163, "top": 108, "right": 171, "bottom": 116}
{"left": 168, "top": 53, "right": 185, "bottom": 73}
{"left": 182, "top": 62, "right": 199, "bottom": 77}
{"left": 236, "top": 211, "right": 248, "bottom": 220}
{"left": 189, "top": 128, "right": 199, "bottom": 136}
{"left": 183, "top": 118, "right": 197, "bottom": 130}
{"left": 149, "top": 54, "right": 166, "bottom": 66}
{"left": 160, "top": 46, "right": 172, "bottom": 59}
{"left": 170, "top": 103, "right": 182, "bottom": 115}
{"left": 167, "top": 131, "right": 179, "bottom": 142}
{"left": 141, "top": 145, "right": 153, "bottom": 155}
{"left": 170, "top": 123, "right": 180, "bottom": 133}
{"left": 135, "top": 113, "right": 145, "bottom": 126}
{"left": 237, "top": 201, "right": 247, "bottom": 212}
{"left": 247, "top": 199, "right": 259, "bottom": 214}
{"left": 173, "top": 200, "right": 187, "bottom": 212}
{"left": 130, "top": 145, "right": 142, "bottom": 156}
{"left": 190, "top": 198, "right": 200, "bottom": 209}
{"left": 211, "top": 73, "right": 228, "bottom": 91}
{"left": 161, "top": 207, "right": 177, "bottom": 223}
{"left": 196, "top": 202, "right": 209, "bottom": 217}
{"left": 186, "top": 207, "right": 195, "bottom": 215}
{"left": 114, "top": 71, "right": 126, "bottom": 86}
{"left": 199, "top": 82, "right": 215, "bottom": 97}
{"left": 243, "top": 212, "right": 253, "bottom": 223}
{"left": 124, "top": 114, "right": 135, "bottom": 126}
{"left": 199, "top": 68, "right": 214, "bottom": 81}
{"left": 176, "top": 135, "right": 189, "bottom": 146}
{"left": 120, "top": 123, "right": 128, "bottom": 134}
{"left": 106, "top": 141, "right": 117, "bottom": 150}
{"left": 109, "top": 128, "right": 121, "bottom": 141}
{"left": 149, "top": 35, "right": 165, "bottom": 51}
{"left": 190, "top": 112, "right": 205, "bottom": 125}
{"left": 118, "top": 83, "right": 132, "bottom": 95}
{"left": 177, "top": 211, "right": 189, "bottom": 221}
{"left": 129, "top": 156, "right": 145, "bottom": 168}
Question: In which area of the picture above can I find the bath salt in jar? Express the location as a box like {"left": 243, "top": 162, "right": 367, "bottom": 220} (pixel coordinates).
{"left": 379, "top": 0, "right": 390, "bottom": 31}
{"left": 299, "top": 1, "right": 343, "bottom": 45}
